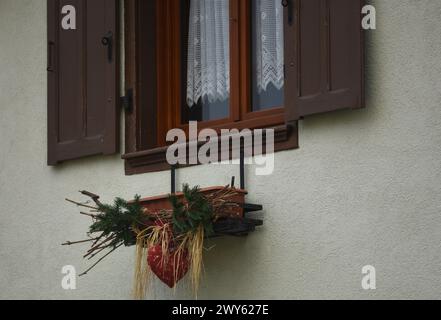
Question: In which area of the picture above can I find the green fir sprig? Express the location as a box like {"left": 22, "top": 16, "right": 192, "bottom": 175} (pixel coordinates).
{"left": 90, "top": 195, "right": 143, "bottom": 247}
{"left": 170, "top": 184, "right": 215, "bottom": 237}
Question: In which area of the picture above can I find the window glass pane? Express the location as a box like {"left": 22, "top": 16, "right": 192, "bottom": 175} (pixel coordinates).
{"left": 251, "top": 0, "right": 284, "bottom": 111}
{"left": 181, "top": 0, "right": 230, "bottom": 124}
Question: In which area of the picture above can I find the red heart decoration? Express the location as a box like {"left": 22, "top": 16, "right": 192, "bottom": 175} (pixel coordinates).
{"left": 147, "top": 245, "right": 189, "bottom": 288}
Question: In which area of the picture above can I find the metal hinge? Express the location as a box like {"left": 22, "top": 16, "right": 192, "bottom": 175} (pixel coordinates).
{"left": 120, "top": 88, "right": 133, "bottom": 113}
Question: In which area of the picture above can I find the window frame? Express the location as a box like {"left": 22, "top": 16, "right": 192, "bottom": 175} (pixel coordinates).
{"left": 123, "top": 0, "right": 298, "bottom": 175}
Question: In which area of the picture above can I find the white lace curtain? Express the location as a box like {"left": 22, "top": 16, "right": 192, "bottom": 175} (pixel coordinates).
{"left": 186, "top": 0, "right": 284, "bottom": 107}
{"left": 186, "top": 0, "right": 230, "bottom": 107}
{"left": 254, "top": 0, "right": 284, "bottom": 93}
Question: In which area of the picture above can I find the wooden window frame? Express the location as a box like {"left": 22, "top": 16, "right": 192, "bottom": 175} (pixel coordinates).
{"left": 123, "top": 0, "right": 298, "bottom": 175}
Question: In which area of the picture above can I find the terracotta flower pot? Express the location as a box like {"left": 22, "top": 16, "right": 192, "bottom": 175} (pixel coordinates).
{"left": 138, "top": 186, "right": 247, "bottom": 219}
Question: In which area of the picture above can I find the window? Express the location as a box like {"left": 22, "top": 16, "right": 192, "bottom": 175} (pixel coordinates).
{"left": 123, "top": 0, "right": 300, "bottom": 174}
{"left": 177, "top": 0, "right": 287, "bottom": 128}
{"left": 181, "top": 0, "right": 284, "bottom": 122}
{"left": 47, "top": 0, "right": 364, "bottom": 173}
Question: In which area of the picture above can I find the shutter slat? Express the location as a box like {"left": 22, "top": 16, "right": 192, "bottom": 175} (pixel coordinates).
{"left": 47, "top": 0, "right": 119, "bottom": 165}
{"left": 284, "top": 0, "right": 364, "bottom": 123}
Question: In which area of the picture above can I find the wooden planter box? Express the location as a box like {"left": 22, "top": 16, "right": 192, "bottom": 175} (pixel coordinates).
{"left": 138, "top": 186, "right": 263, "bottom": 237}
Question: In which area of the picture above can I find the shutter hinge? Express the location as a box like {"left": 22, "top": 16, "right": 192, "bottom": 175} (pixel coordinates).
{"left": 120, "top": 89, "right": 133, "bottom": 113}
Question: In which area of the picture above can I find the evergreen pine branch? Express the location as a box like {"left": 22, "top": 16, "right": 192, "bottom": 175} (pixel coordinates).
{"left": 169, "top": 184, "right": 215, "bottom": 237}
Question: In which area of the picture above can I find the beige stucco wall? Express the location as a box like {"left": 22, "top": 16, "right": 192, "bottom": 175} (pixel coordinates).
{"left": 1, "top": 0, "right": 441, "bottom": 299}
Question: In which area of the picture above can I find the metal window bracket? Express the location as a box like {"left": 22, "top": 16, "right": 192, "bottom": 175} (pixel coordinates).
{"left": 170, "top": 141, "right": 246, "bottom": 194}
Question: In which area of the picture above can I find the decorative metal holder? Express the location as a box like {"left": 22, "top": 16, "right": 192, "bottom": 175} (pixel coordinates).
{"left": 169, "top": 144, "right": 264, "bottom": 237}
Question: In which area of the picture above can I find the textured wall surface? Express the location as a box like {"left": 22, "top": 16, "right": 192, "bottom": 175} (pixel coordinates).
{"left": 1, "top": 0, "right": 441, "bottom": 299}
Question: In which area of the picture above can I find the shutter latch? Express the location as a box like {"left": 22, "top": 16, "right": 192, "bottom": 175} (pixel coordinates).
{"left": 101, "top": 31, "right": 113, "bottom": 63}
{"left": 120, "top": 88, "right": 133, "bottom": 113}
{"left": 281, "top": 0, "right": 294, "bottom": 26}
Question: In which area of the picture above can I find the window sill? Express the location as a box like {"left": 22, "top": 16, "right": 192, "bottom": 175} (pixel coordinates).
{"left": 122, "top": 123, "right": 298, "bottom": 176}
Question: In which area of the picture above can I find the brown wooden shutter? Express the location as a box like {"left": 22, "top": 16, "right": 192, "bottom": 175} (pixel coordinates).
{"left": 47, "top": 0, "right": 119, "bottom": 165}
{"left": 284, "top": 0, "right": 365, "bottom": 123}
